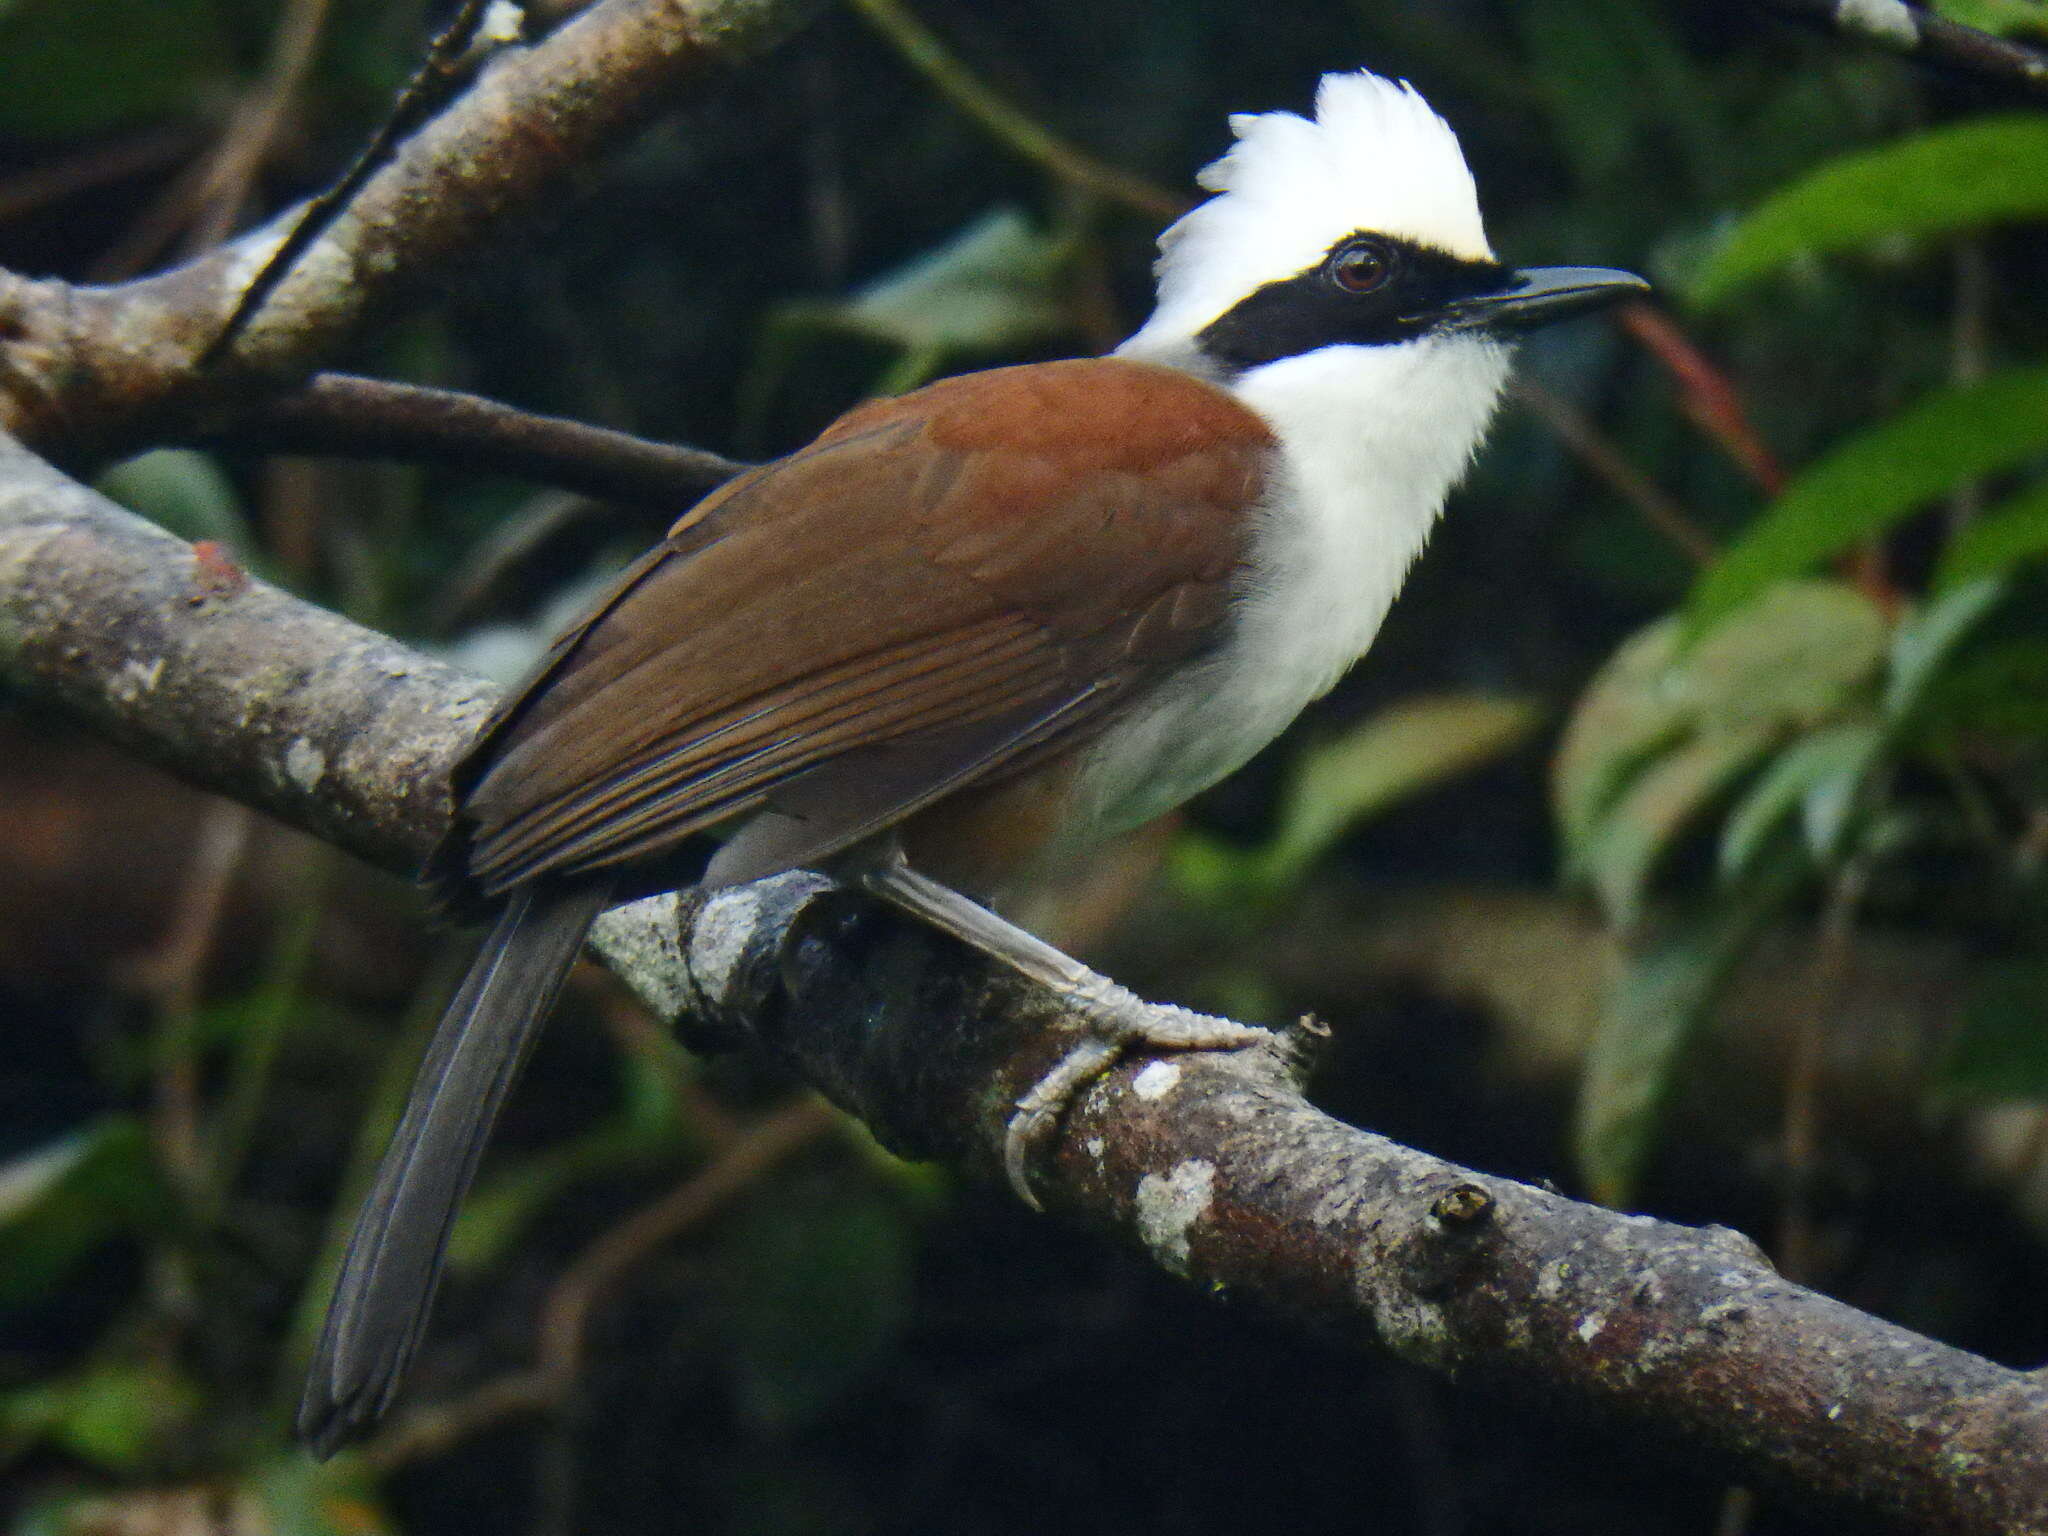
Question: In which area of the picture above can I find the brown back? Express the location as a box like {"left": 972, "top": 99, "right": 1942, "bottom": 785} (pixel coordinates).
{"left": 430, "top": 356, "right": 1276, "bottom": 903}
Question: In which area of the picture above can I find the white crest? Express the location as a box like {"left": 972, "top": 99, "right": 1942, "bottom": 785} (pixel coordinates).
{"left": 1122, "top": 70, "right": 1491, "bottom": 354}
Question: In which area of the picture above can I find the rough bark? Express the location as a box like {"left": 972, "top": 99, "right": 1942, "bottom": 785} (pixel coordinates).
{"left": 3, "top": 446, "right": 2045, "bottom": 1535}
{"left": 0, "top": 439, "right": 487, "bottom": 872}
{"left": 1752, "top": 0, "right": 2048, "bottom": 98}
{"left": 0, "top": 0, "right": 830, "bottom": 469}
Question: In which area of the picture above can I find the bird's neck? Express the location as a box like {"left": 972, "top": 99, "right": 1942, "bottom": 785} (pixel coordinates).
{"left": 1059, "top": 332, "right": 1512, "bottom": 848}
{"left": 1215, "top": 336, "right": 1512, "bottom": 689}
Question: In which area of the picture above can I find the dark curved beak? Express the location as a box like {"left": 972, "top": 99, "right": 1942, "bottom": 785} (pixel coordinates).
{"left": 1439, "top": 266, "right": 1651, "bottom": 333}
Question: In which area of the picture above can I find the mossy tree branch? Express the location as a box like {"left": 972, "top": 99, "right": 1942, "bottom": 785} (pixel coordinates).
{"left": 1, "top": 441, "right": 2044, "bottom": 1536}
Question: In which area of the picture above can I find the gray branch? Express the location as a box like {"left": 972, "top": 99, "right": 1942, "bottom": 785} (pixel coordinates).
{"left": 1752, "top": 0, "right": 2048, "bottom": 98}
{"left": 0, "top": 0, "right": 830, "bottom": 470}
{"left": 3, "top": 438, "right": 2045, "bottom": 1534}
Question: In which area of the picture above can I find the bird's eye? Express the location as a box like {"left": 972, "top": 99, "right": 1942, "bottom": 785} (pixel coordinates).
{"left": 1329, "top": 239, "right": 1394, "bottom": 294}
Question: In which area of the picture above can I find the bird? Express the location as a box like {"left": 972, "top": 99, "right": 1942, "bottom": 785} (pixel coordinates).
{"left": 297, "top": 67, "right": 1647, "bottom": 1456}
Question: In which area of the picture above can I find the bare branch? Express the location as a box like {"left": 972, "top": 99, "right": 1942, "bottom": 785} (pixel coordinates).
{"left": 1510, "top": 379, "right": 1715, "bottom": 567}
{"left": 665, "top": 875, "right": 2048, "bottom": 1536}
{"left": 1618, "top": 303, "right": 1786, "bottom": 497}
{"left": 0, "top": 436, "right": 488, "bottom": 872}
{"left": 361, "top": 1094, "right": 834, "bottom": 1470}
{"left": 0, "top": 0, "right": 830, "bottom": 467}
{"left": 1750, "top": 0, "right": 2048, "bottom": 100}
{"left": 200, "top": 0, "right": 491, "bottom": 363}
{"left": 0, "top": 128, "right": 201, "bottom": 226}
{"left": 202, "top": 373, "right": 750, "bottom": 505}
{"left": 532, "top": 1096, "right": 836, "bottom": 1378}
{"left": 848, "top": 0, "right": 1188, "bottom": 221}
{"left": 3, "top": 440, "right": 2046, "bottom": 1534}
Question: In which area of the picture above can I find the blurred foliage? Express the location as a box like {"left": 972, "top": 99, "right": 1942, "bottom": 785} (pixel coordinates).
{"left": 736, "top": 204, "right": 1077, "bottom": 439}
{"left": 6, "top": 1, "right": 2048, "bottom": 1533}
{"left": 1681, "top": 367, "right": 2048, "bottom": 632}
{"left": 1689, "top": 115, "right": 2048, "bottom": 306}
{"left": 0, "top": 1119, "right": 165, "bottom": 1310}
{"left": 1175, "top": 692, "right": 1539, "bottom": 915}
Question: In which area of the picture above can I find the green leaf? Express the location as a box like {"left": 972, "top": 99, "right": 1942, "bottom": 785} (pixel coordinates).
{"left": 833, "top": 207, "right": 1070, "bottom": 356}
{"left": 1930, "top": 0, "right": 2048, "bottom": 37}
{"left": 1691, "top": 116, "right": 2048, "bottom": 306}
{"left": 1256, "top": 694, "right": 1538, "bottom": 894}
{"left": 1798, "top": 731, "right": 1882, "bottom": 863}
{"left": 1718, "top": 721, "right": 1883, "bottom": 882}
{"left": 1575, "top": 883, "right": 1792, "bottom": 1205}
{"left": 1885, "top": 576, "right": 2011, "bottom": 720}
{"left": 1575, "top": 728, "right": 1774, "bottom": 929}
{"left": 1943, "top": 961, "right": 2048, "bottom": 1098}
{"left": 1683, "top": 366, "right": 2048, "bottom": 639}
{"left": 0, "top": 1359, "right": 199, "bottom": 1473}
{"left": 737, "top": 208, "right": 1073, "bottom": 438}
{"left": 94, "top": 449, "right": 256, "bottom": 558}
{"left": 1935, "top": 480, "right": 2048, "bottom": 592}
{"left": 0, "top": 0, "right": 235, "bottom": 138}
{"left": 247, "top": 1455, "right": 391, "bottom": 1536}
{"left": 0, "top": 1117, "right": 162, "bottom": 1306}
{"left": 1553, "top": 621, "right": 1692, "bottom": 851}
{"left": 1557, "top": 581, "right": 1888, "bottom": 852}
{"left": 1560, "top": 583, "right": 1886, "bottom": 922}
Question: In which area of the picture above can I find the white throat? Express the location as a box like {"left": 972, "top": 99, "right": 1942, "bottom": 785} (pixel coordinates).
{"left": 1223, "top": 334, "right": 1511, "bottom": 694}
{"left": 1063, "top": 334, "right": 1511, "bottom": 847}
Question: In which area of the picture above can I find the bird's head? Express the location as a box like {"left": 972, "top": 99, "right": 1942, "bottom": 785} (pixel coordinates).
{"left": 1120, "top": 70, "right": 1647, "bottom": 379}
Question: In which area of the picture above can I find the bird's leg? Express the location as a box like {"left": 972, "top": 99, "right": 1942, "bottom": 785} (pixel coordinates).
{"left": 859, "top": 859, "right": 1271, "bottom": 1206}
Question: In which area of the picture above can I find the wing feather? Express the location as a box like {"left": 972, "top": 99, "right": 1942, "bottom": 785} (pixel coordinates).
{"left": 434, "top": 357, "right": 1275, "bottom": 902}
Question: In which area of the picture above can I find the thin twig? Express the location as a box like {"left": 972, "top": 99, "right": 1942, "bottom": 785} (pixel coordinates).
{"left": 185, "top": 0, "right": 335, "bottom": 255}
{"left": 271, "top": 944, "right": 477, "bottom": 1416}
{"left": 1749, "top": 0, "right": 2048, "bottom": 100}
{"left": 91, "top": 148, "right": 240, "bottom": 283}
{"left": 535, "top": 1096, "right": 836, "bottom": 1377}
{"left": 588, "top": 972, "right": 745, "bottom": 1150}
{"left": 1778, "top": 860, "right": 1870, "bottom": 1285}
{"left": 137, "top": 799, "right": 257, "bottom": 1203}
{"left": 1618, "top": 302, "right": 1786, "bottom": 496}
{"left": 0, "top": 128, "right": 200, "bottom": 226}
{"left": 2, "top": 0, "right": 834, "bottom": 464}
{"left": 1619, "top": 303, "right": 1907, "bottom": 609}
{"left": 206, "top": 855, "right": 328, "bottom": 1217}
{"left": 1512, "top": 378, "right": 1716, "bottom": 566}
{"left": 848, "top": 0, "right": 1188, "bottom": 221}
{"left": 200, "top": 0, "right": 497, "bottom": 366}
{"left": 90, "top": 0, "right": 333, "bottom": 281}
{"left": 361, "top": 1095, "right": 835, "bottom": 1468}
{"left": 205, "top": 373, "right": 750, "bottom": 506}
{"left": 358, "top": 1369, "right": 560, "bottom": 1470}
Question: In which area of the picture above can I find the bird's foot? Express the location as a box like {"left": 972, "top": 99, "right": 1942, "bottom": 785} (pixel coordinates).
{"left": 1004, "top": 980, "right": 1271, "bottom": 1207}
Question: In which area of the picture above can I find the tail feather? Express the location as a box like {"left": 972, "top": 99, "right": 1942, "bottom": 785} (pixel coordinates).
{"left": 298, "top": 880, "right": 612, "bottom": 1457}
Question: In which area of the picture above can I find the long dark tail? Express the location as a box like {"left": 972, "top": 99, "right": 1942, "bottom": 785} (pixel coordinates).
{"left": 298, "top": 879, "right": 613, "bottom": 1458}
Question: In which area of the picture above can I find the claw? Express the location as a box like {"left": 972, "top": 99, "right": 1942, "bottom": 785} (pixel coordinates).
{"left": 1001, "top": 997, "right": 1275, "bottom": 1208}
{"left": 1004, "top": 1036, "right": 1122, "bottom": 1208}
{"left": 855, "top": 860, "right": 1276, "bottom": 1208}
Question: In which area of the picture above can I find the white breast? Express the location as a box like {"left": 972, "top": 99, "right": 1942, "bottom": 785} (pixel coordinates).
{"left": 1061, "top": 333, "right": 1512, "bottom": 850}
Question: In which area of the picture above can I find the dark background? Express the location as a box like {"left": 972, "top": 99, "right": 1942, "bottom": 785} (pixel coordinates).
{"left": 4, "top": 1, "right": 2047, "bottom": 1532}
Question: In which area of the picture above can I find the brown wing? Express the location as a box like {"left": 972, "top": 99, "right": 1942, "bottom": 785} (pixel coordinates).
{"left": 431, "top": 357, "right": 1275, "bottom": 903}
